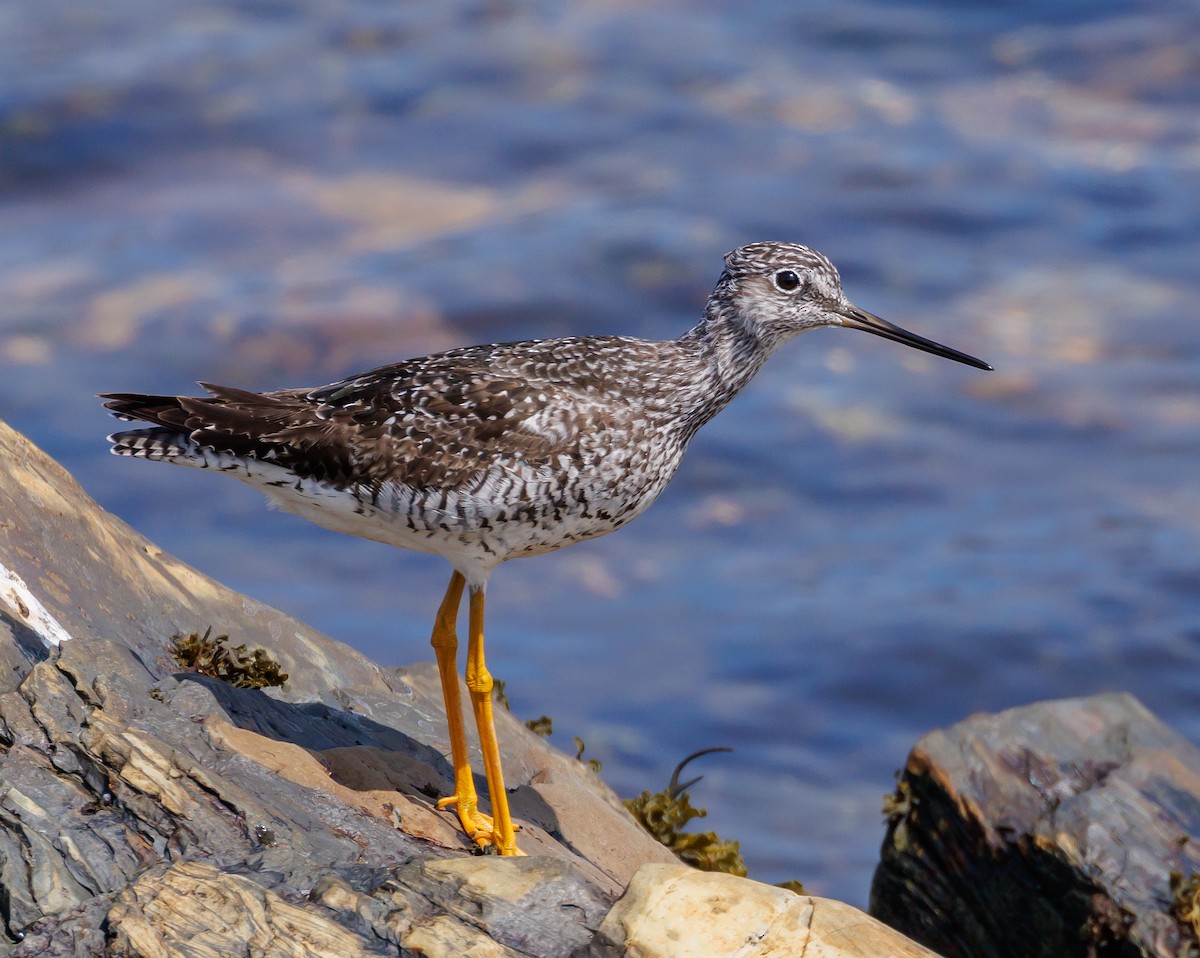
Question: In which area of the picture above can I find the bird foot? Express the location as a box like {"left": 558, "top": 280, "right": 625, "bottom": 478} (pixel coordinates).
{"left": 436, "top": 793, "right": 494, "bottom": 846}
{"left": 436, "top": 793, "right": 524, "bottom": 855}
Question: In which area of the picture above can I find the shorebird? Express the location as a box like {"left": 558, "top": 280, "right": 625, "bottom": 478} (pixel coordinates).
{"left": 102, "top": 241, "right": 990, "bottom": 856}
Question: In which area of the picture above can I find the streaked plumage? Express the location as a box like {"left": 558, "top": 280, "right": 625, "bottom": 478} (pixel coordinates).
{"left": 102, "top": 241, "right": 990, "bottom": 855}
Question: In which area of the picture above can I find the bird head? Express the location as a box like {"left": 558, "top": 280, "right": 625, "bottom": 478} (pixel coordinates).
{"left": 716, "top": 242, "right": 992, "bottom": 370}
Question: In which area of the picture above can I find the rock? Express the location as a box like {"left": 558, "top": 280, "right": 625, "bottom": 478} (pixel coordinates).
{"left": 99, "top": 856, "right": 605, "bottom": 958}
{"left": 592, "top": 863, "right": 941, "bottom": 957}
{"left": 105, "top": 861, "right": 384, "bottom": 958}
{"left": 0, "top": 416, "right": 933, "bottom": 956}
{"left": 0, "top": 417, "right": 655, "bottom": 952}
{"left": 870, "top": 692, "right": 1200, "bottom": 958}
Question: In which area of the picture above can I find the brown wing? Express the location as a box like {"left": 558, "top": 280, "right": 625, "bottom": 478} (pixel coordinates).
{"left": 102, "top": 347, "right": 613, "bottom": 492}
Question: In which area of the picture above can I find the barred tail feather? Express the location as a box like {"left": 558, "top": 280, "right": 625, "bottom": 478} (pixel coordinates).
{"left": 108, "top": 428, "right": 194, "bottom": 461}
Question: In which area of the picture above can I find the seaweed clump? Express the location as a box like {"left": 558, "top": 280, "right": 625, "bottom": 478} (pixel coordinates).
{"left": 1171, "top": 871, "right": 1200, "bottom": 956}
{"left": 573, "top": 736, "right": 602, "bottom": 773}
{"left": 881, "top": 773, "right": 914, "bottom": 852}
{"left": 170, "top": 627, "right": 288, "bottom": 689}
{"left": 625, "top": 747, "right": 747, "bottom": 877}
{"left": 525, "top": 715, "right": 553, "bottom": 737}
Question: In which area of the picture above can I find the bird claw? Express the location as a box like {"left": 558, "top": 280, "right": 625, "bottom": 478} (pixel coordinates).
{"left": 437, "top": 793, "right": 494, "bottom": 843}
{"left": 437, "top": 793, "right": 523, "bottom": 853}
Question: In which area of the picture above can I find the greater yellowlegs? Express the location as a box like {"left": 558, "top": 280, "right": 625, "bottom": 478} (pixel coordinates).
{"left": 102, "top": 241, "right": 990, "bottom": 855}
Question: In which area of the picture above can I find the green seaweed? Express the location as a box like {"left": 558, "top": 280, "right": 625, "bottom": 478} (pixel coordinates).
{"left": 1171, "top": 870, "right": 1200, "bottom": 956}
{"left": 881, "top": 774, "right": 913, "bottom": 852}
{"left": 624, "top": 747, "right": 747, "bottom": 877}
{"left": 170, "top": 627, "right": 288, "bottom": 689}
{"left": 573, "top": 736, "right": 602, "bottom": 773}
{"left": 525, "top": 715, "right": 553, "bottom": 737}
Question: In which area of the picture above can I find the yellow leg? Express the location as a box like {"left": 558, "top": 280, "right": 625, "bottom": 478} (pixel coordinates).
{"left": 465, "top": 586, "right": 522, "bottom": 856}
{"left": 430, "top": 572, "right": 493, "bottom": 848}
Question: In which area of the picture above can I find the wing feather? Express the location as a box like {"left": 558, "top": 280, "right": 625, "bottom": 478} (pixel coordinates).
{"left": 103, "top": 344, "right": 623, "bottom": 491}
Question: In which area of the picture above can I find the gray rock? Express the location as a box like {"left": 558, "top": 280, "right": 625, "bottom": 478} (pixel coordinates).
{"left": 0, "top": 417, "right": 933, "bottom": 956}
{"left": 0, "top": 418, "right": 665, "bottom": 953}
{"left": 870, "top": 692, "right": 1199, "bottom": 958}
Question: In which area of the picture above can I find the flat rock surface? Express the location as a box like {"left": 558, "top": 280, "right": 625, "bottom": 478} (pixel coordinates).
{"left": 592, "top": 863, "right": 941, "bottom": 958}
{"left": 870, "top": 692, "right": 1200, "bottom": 958}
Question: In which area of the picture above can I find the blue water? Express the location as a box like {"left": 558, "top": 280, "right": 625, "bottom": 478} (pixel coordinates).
{"left": 3, "top": 0, "right": 1200, "bottom": 903}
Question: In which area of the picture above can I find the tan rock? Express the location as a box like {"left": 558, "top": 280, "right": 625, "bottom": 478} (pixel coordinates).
{"left": 403, "top": 915, "right": 525, "bottom": 957}
{"left": 307, "top": 856, "right": 607, "bottom": 957}
{"left": 206, "top": 719, "right": 461, "bottom": 848}
{"left": 593, "top": 863, "right": 941, "bottom": 957}
{"left": 511, "top": 768, "right": 681, "bottom": 889}
{"left": 105, "top": 861, "right": 378, "bottom": 958}
{"left": 805, "top": 898, "right": 944, "bottom": 957}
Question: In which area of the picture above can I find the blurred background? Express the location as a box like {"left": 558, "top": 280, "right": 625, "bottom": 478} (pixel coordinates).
{"left": 2, "top": 0, "right": 1199, "bottom": 903}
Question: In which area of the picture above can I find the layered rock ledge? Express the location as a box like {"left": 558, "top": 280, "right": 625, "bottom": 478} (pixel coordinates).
{"left": 0, "top": 418, "right": 935, "bottom": 956}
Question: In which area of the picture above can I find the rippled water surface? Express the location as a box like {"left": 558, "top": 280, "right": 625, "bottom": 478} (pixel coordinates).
{"left": 3, "top": 0, "right": 1200, "bottom": 902}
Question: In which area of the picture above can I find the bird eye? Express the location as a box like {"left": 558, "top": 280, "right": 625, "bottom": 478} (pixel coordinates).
{"left": 774, "top": 270, "right": 802, "bottom": 292}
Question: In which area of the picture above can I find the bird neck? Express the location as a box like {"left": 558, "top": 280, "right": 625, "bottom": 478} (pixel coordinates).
{"left": 676, "top": 298, "right": 781, "bottom": 433}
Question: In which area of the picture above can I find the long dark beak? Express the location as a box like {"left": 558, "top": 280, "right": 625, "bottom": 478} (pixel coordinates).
{"left": 835, "top": 304, "right": 992, "bottom": 371}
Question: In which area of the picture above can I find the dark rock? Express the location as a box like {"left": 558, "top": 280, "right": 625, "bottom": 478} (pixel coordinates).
{"left": 870, "top": 692, "right": 1199, "bottom": 958}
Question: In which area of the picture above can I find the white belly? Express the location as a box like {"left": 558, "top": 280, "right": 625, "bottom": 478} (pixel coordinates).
{"left": 165, "top": 441, "right": 680, "bottom": 584}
